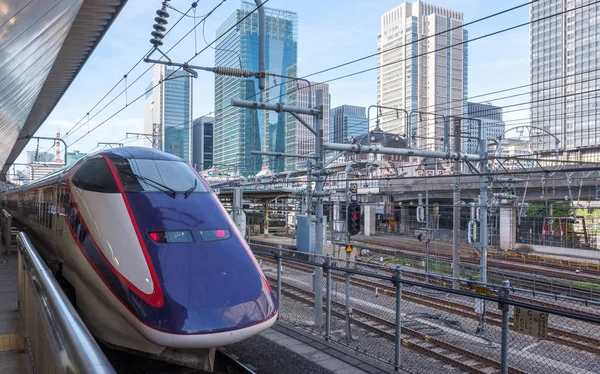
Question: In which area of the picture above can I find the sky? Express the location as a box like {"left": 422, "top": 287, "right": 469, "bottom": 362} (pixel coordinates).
{"left": 18, "top": 0, "right": 532, "bottom": 168}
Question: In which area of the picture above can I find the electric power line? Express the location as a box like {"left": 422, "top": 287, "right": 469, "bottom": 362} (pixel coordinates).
{"left": 68, "top": 0, "right": 271, "bottom": 149}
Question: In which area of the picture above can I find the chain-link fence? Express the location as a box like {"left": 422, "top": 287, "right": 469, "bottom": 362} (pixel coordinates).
{"left": 255, "top": 245, "right": 600, "bottom": 374}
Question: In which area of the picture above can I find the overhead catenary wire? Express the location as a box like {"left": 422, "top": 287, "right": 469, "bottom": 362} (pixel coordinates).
{"left": 61, "top": 4, "right": 196, "bottom": 141}
{"left": 327, "top": 64, "right": 600, "bottom": 140}
{"left": 231, "top": 0, "right": 598, "bottom": 114}
{"left": 74, "top": 0, "right": 536, "bottom": 153}
{"left": 67, "top": 0, "right": 599, "bottom": 170}
{"left": 57, "top": 0, "right": 231, "bottom": 154}
{"left": 69, "top": 0, "right": 270, "bottom": 149}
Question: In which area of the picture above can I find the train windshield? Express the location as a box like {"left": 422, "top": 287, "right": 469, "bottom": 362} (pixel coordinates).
{"left": 111, "top": 158, "right": 208, "bottom": 194}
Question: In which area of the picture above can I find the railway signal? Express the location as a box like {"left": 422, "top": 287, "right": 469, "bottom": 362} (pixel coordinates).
{"left": 347, "top": 203, "right": 361, "bottom": 236}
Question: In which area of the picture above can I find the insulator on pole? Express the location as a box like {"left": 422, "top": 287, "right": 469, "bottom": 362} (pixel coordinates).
{"left": 151, "top": 31, "right": 165, "bottom": 39}
{"left": 154, "top": 16, "right": 168, "bottom": 25}
{"left": 153, "top": 24, "right": 166, "bottom": 32}
{"left": 156, "top": 9, "right": 169, "bottom": 18}
{"left": 150, "top": 38, "right": 163, "bottom": 46}
{"left": 213, "top": 67, "right": 256, "bottom": 78}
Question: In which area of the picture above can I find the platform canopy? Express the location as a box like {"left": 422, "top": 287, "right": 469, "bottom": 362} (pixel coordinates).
{"left": 0, "top": 0, "right": 128, "bottom": 179}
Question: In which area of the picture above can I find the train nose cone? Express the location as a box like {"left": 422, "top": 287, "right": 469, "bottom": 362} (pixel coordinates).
{"left": 174, "top": 270, "right": 276, "bottom": 333}
{"left": 125, "top": 192, "right": 277, "bottom": 334}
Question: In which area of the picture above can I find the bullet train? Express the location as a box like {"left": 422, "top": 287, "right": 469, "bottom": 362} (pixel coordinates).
{"left": 1, "top": 147, "right": 277, "bottom": 354}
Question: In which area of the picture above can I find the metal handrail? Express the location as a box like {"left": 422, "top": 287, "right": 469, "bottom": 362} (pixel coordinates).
{"left": 17, "top": 232, "right": 115, "bottom": 373}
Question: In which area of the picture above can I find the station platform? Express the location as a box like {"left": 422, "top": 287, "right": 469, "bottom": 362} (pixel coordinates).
{"left": 249, "top": 235, "right": 350, "bottom": 260}
{"left": 0, "top": 249, "right": 28, "bottom": 373}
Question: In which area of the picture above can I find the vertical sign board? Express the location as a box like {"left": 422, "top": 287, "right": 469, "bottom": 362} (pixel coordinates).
{"left": 513, "top": 307, "right": 548, "bottom": 339}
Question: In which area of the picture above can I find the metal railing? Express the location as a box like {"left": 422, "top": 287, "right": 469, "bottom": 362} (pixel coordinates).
{"left": 16, "top": 231, "right": 115, "bottom": 373}
{"left": 254, "top": 244, "right": 600, "bottom": 374}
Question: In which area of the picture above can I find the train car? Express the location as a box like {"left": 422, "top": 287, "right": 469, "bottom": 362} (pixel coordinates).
{"left": 1, "top": 147, "right": 277, "bottom": 355}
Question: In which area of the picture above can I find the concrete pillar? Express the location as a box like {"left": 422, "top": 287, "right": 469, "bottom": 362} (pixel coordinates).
{"left": 333, "top": 202, "right": 340, "bottom": 222}
{"left": 499, "top": 204, "right": 516, "bottom": 251}
{"left": 400, "top": 206, "right": 409, "bottom": 235}
{"left": 264, "top": 202, "right": 269, "bottom": 237}
{"left": 364, "top": 205, "right": 376, "bottom": 236}
{"left": 230, "top": 187, "right": 246, "bottom": 239}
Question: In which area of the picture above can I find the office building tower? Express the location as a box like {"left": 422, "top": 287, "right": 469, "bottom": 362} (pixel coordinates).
{"left": 377, "top": 1, "right": 467, "bottom": 153}
{"left": 214, "top": 2, "right": 297, "bottom": 176}
{"left": 66, "top": 150, "right": 87, "bottom": 165}
{"left": 330, "top": 105, "right": 367, "bottom": 144}
{"left": 26, "top": 151, "right": 55, "bottom": 164}
{"left": 285, "top": 72, "right": 330, "bottom": 171}
{"left": 192, "top": 116, "right": 214, "bottom": 171}
{"left": 465, "top": 102, "right": 505, "bottom": 154}
{"left": 530, "top": 1, "right": 600, "bottom": 157}
{"left": 144, "top": 65, "right": 193, "bottom": 163}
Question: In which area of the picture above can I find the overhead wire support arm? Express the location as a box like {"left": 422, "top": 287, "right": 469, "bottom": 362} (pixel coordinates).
{"left": 250, "top": 151, "right": 320, "bottom": 159}
{"left": 231, "top": 99, "right": 322, "bottom": 117}
{"left": 98, "top": 142, "right": 124, "bottom": 148}
{"left": 125, "top": 132, "right": 153, "bottom": 142}
{"left": 143, "top": 58, "right": 258, "bottom": 79}
{"left": 323, "top": 142, "right": 481, "bottom": 162}
{"left": 17, "top": 135, "right": 68, "bottom": 166}
{"left": 289, "top": 112, "right": 318, "bottom": 136}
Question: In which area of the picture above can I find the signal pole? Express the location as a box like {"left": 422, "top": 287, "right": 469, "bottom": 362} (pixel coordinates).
{"left": 452, "top": 119, "right": 461, "bottom": 289}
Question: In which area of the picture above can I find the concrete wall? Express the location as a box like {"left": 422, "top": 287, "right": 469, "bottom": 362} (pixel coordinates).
{"left": 515, "top": 243, "right": 600, "bottom": 261}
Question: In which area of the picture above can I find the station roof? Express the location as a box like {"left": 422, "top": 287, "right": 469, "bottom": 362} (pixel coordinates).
{"left": 0, "top": 0, "right": 128, "bottom": 179}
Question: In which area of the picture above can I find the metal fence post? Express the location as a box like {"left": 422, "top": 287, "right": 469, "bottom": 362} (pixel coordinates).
{"left": 499, "top": 280, "right": 511, "bottom": 374}
{"left": 276, "top": 246, "right": 283, "bottom": 316}
{"left": 325, "top": 254, "right": 332, "bottom": 341}
{"left": 344, "top": 271, "right": 352, "bottom": 344}
{"left": 394, "top": 265, "right": 403, "bottom": 371}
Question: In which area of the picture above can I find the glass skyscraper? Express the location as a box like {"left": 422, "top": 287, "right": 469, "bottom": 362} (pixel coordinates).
{"left": 530, "top": 1, "right": 600, "bottom": 158}
{"left": 214, "top": 2, "right": 298, "bottom": 175}
{"left": 284, "top": 67, "right": 330, "bottom": 171}
{"left": 144, "top": 65, "right": 193, "bottom": 163}
{"left": 465, "top": 102, "right": 505, "bottom": 154}
{"left": 330, "top": 105, "right": 368, "bottom": 144}
{"left": 192, "top": 116, "right": 214, "bottom": 171}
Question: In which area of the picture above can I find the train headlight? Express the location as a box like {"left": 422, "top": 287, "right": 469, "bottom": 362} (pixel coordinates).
{"left": 148, "top": 230, "right": 194, "bottom": 243}
{"left": 199, "top": 229, "right": 231, "bottom": 242}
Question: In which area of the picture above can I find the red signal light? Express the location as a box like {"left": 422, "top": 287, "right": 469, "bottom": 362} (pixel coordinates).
{"left": 352, "top": 213, "right": 358, "bottom": 220}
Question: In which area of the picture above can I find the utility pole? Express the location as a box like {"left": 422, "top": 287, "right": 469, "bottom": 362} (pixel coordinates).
{"left": 452, "top": 119, "right": 461, "bottom": 289}
{"left": 425, "top": 189, "right": 430, "bottom": 283}
{"left": 479, "top": 137, "right": 489, "bottom": 285}
{"left": 232, "top": 99, "right": 325, "bottom": 328}
{"left": 478, "top": 132, "right": 489, "bottom": 335}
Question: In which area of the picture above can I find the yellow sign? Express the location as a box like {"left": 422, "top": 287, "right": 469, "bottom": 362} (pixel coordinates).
{"left": 474, "top": 285, "right": 491, "bottom": 295}
{"left": 345, "top": 245, "right": 353, "bottom": 253}
{"left": 513, "top": 307, "right": 548, "bottom": 339}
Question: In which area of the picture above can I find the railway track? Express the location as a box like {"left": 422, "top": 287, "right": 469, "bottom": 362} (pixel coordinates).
{"left": 214, "top": 349, "right": 256, "bottom": 374}
{"left": 250, "top": 239, "right": 600, "bottom": 300}
{"left": 268, "top": 274, "right": 527, "bottom": 374}
{"left": 351, "top": 236, "right": 600, "bottom": 279}
{"left": 257, "top": 255, "right": 600, "bottom": 357}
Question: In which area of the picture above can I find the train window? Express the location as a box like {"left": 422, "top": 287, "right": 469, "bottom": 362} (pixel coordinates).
{"left": 110, "top": 158, "right": 208, "bottom": 194}
{"left": 72, "top": 158, "right": 119, "bottom": 193}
